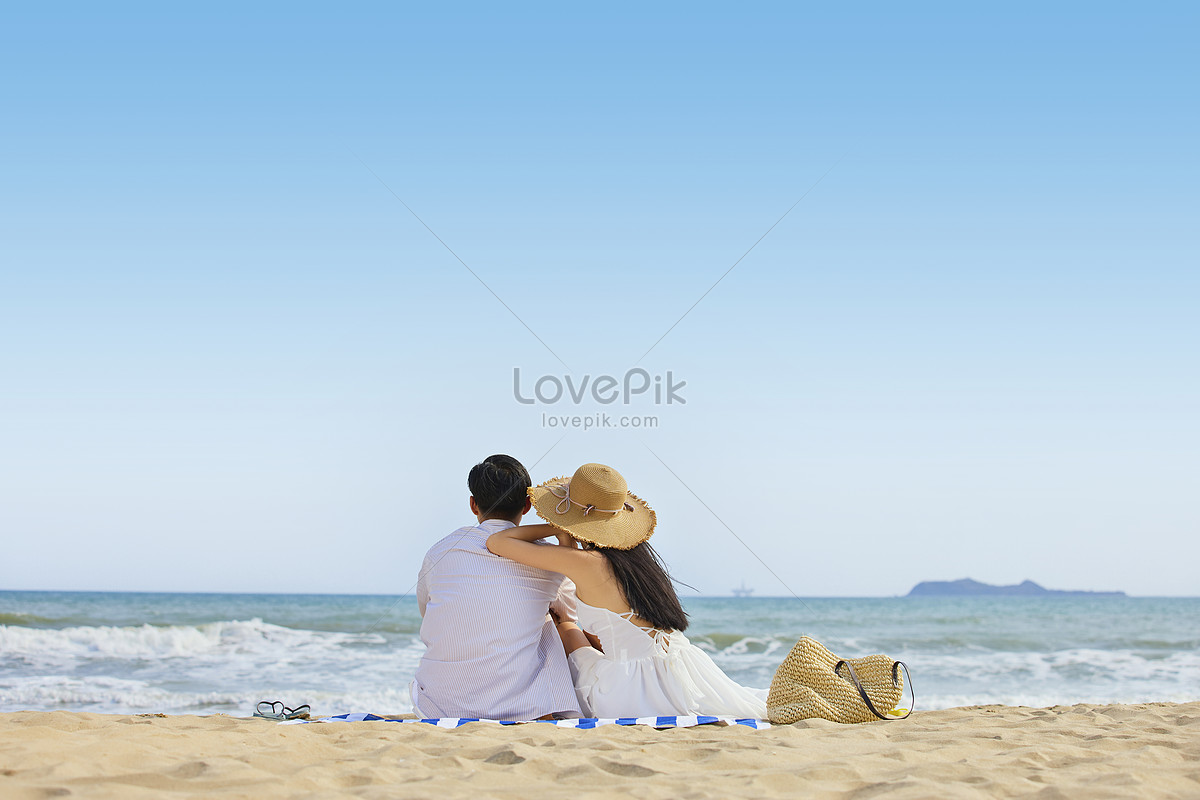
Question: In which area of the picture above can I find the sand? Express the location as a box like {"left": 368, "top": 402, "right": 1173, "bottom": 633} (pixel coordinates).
{"left": 1, "top": 703, "right": 1198, "bottom": 799}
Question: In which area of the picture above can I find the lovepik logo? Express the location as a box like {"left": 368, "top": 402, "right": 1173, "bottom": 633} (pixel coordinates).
{"left": 513, "top": 368, "right": 686, "bottom": 406}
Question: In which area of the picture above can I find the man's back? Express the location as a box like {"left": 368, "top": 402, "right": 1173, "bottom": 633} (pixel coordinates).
{"left": 412, "top": 518, "right": 581, "bottom": 719}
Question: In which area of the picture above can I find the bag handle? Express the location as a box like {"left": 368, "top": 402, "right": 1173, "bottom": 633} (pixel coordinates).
{"left": 834, "top": 659, "right": 915, "bottom": 721}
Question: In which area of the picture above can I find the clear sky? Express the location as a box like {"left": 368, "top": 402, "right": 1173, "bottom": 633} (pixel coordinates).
{"left": 1, "top": 2, "right": 1196, "bottom": 597}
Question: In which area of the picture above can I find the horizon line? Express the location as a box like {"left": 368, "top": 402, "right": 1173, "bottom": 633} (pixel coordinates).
{"left": 2, "top": 588, "right": 1195, "bottom": 599}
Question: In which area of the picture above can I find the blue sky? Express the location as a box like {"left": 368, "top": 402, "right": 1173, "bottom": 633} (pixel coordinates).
{"left": 1, "top": 3, "right": 1196, "bottom": 596}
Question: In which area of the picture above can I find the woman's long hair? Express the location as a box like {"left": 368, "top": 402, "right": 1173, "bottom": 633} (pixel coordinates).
{"left": 588, "top": 541, "right": 689, "bottom": 632}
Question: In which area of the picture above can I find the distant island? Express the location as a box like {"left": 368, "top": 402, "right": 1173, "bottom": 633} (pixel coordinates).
{"left": 907, "top": 579, "right": 1126, "bottom": 597}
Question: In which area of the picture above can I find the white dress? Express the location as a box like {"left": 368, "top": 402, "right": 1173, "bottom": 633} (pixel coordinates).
{"left": 567, "top": 600, "right": 768, "bottom": 719}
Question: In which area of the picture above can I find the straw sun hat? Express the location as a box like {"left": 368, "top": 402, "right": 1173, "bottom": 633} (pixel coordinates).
{"left": 529, "top": 463, "right": 656, "bottom": 550}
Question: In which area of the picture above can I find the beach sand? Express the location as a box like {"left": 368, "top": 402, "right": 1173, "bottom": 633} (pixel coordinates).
{"left": 1, "top": 703, "right": 1198, "bottom": 799}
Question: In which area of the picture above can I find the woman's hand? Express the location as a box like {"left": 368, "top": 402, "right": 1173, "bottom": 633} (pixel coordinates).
{"left": 490, "top": 523, "right": 563, "bottom": 545}
{"left": 555, "top": 531, "right": 577, "bottom": 549}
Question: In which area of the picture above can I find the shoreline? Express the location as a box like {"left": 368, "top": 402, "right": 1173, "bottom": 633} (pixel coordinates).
{"left": 2, "top": 702, "right": 1198, "bottom": 798}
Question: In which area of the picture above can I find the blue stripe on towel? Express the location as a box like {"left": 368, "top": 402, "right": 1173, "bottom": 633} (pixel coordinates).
{"left": 281, "top": 715, "right": 769, "bottom": 729}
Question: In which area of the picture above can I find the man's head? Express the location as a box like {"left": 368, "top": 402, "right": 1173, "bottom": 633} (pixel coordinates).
{"left": 468, "top": 454, "right": 533, "bottom": 523}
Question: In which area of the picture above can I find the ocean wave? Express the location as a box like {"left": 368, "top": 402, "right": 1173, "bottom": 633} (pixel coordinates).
{"left": 0, "top": 675, "right": 419, "bottom": 715}
{"left": 3, "top": 594, "right": 1197, "bottom": 716}
{"left": 893, "top": 647, "right": 1200, "bottom": 681}
{"left": 0, "top": 676, "right": 249, "bottom": 712}
{"left": 706, "top": 644, "right": 1200, "bottom": 709}
{"left": 921, "top": 690, "right": 1200, "bottom": 710}
{"left": 0, "top": 619, "right": 388, "bottom": 663}
{"left": 693, "top": 635, "right": 786, "bottom": 656}
{"left": 0, "top": 613, "right": 60, "bottom": 627}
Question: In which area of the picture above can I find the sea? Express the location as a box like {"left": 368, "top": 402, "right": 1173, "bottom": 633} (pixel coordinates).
{"left": 1, "top": 591, "right": 1197, "bottom": 716}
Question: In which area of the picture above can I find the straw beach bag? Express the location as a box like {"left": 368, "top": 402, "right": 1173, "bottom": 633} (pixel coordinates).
{"left": 767, "top": 637, "right": 914, "bottom": 724}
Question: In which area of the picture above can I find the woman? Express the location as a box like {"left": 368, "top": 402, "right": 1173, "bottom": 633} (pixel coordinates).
{"left": 487, "top": 463, "right": 767, "bottom": 719}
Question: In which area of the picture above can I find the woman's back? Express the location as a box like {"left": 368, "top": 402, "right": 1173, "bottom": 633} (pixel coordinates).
{"left": 568, "top": 548, "right": 678, "bottom": 635}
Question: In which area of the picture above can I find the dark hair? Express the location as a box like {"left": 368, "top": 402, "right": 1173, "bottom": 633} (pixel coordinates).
{"left": 468, "top": 454, "right": 531, "bottom": 519}
{"left": 589, "top": 542, "right": 689, "bottom": 632}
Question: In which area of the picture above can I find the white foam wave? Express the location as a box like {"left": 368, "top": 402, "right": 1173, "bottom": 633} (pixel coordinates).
{"left": 709, "top": 644, "right": 1200, "bottom": 710}
{"left": 0, "top": 619, "right": 384, "bottom": 663}
{"left": 0, "top": 620, "right": 426, "bottom": 714}
{"left": 0, "top": 675, "right": 419, "bottom": 715}
{"left": 0, "top": 675, "right": 248, "bottom": 712}
{"left": 921, "top": 690, "right": 1200, "bottom": 710}
{"left": 4, "top": 619, "right": 1197, "bottom": 716}
{"left": 894, "top": 647, "right": 1200, "bottom": 683}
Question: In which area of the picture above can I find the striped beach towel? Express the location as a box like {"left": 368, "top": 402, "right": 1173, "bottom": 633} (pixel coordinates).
{"left": 282, "top": 713, "right": 769, "bottom": 730}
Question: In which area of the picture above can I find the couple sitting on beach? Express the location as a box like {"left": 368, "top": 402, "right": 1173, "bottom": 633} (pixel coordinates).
{"left": 410, "top": 454, "right": 767, "bottom": 721}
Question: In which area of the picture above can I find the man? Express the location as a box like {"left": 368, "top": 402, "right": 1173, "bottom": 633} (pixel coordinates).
{"left": 411, "top": 454, "right": 582, "bottom": 719}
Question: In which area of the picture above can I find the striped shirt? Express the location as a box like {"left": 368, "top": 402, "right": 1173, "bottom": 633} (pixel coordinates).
{"left": 411, "top": 519, "right": 582, "bottom": 720}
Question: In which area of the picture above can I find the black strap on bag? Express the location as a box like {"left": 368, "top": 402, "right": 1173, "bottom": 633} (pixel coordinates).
{"left": 834, "top": 660, "right": 915, "bottom": 720}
